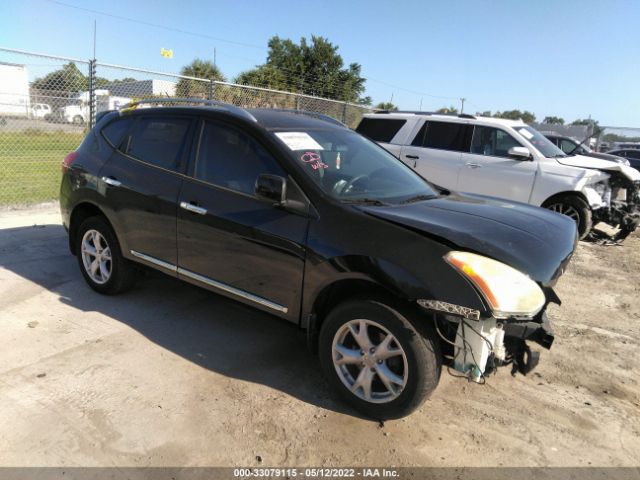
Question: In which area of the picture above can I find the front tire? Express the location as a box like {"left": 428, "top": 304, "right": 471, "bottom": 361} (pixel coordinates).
{"left": 543, "top": 195, "right": 592, "bottom": 239}
{"left": 75, "top": 216, "right": 136, "bottom": 294}
{"left": 319, "top": 299, "right": 441, "bottom": 419}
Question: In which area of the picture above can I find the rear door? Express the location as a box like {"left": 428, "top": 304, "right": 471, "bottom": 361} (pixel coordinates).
{"left": 98, "top": 114, "right": 195, "bottom": 269}
{"left": 458, "top": 125, "right": 537, "bottom": 202}
{"left": 177, "top": 119, "right": 309, "bottom": 322}
{"left": 399, "top": 119, "right": 472, "bottom": 189}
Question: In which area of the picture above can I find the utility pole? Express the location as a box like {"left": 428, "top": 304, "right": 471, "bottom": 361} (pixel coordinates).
{"left": 460, "top": 97, "right": 466, "bottom": 114}
{"left": 214, "top": 47, "right": 216, "bottom": 68}
{"left": 419, "top": 97, "right": 423, "bottom": 110}
{"left": 93, "top": 19, "right": 97, "bottom": 59}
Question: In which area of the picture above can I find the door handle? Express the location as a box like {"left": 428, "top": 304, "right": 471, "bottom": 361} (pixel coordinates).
{"left": 405, "top": 154, "right": 419, "bottom": 159}
{"left": 180, "top": 201, "right": 207, "bottom": 215}
{"left": 465, "top": 162, "right": 481, "bottom": 169}
{"left": 101, "top": 176, "right": 122, "bottom": 187}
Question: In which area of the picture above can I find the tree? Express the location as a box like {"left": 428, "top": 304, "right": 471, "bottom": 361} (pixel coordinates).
{"left": 235, "top": 35, "right": 368, "bottom": 103}
{"left": 32, "top": 62, "right": 87, "bottom": 92}
{"left": 375, "top": 102, "right": 397, "bottom": 111}
{"left": 571, "top": 118, "right": 602, "bottom": 136}
{"left": 176, "top": 59, "right": 226, "bottom": 98}
{"left": 542, "top": 116, "right": 565, "bottom": 125}
{"left": 494, "top": 109, "right": 536, "bottom": 124}
{"left": 436, "top": 106, "right": 458, "bottom": 114}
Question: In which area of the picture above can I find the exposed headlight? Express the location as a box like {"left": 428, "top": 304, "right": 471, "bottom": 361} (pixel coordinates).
{"left": 444, "top": 251, "right": 545, "bottom": 319}
{"left": 593, "top": 181, "right": 607, "bottom": 197}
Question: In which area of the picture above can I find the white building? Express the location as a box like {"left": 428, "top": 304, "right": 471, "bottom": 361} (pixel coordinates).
{"left": 105, "top": 79, "right": 176, "bottom": 98}
{"left": 0, "top": 62, "right": 30, "bottom": 118}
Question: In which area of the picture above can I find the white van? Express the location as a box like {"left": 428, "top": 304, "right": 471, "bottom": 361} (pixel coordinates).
{"left": 356, "top": 112, "right": 640, "bottom": 240}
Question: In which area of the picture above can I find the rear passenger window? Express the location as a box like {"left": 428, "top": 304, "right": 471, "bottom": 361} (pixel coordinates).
{"left": 101, "top": 117, "right": 134, "bottom": 147}
{"left": 126, "top": 117, "right": 192, "bottom": 170}
{"left": 356, "top": 118, "right": 406, "bottom": 143}
{"left": 412, "top": 121, "right": 473, "bottom": 152}
{"left": 424, "top": 121, "right": 473, "bottom": 151}
{"left": 195, "top": 121, "right": 285, "bottom": 195}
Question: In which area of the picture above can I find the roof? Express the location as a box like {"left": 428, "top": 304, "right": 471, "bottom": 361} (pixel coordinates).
{"left": 364, "top": 111, "right": 527, "bottom": 127}
{"left": 114, "top": 99, "right": 345, "bottom": 130}
{"left": 248, "top": 108, "right": 347, "bottom": 130}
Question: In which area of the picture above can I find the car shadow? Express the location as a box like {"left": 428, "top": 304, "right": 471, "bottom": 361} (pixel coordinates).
{"left": 0, "top": 223, "right": 367, "bottom": 419}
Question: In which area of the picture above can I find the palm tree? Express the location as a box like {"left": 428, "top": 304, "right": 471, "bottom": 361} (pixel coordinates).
{"left": 175, "top": 59, "right": 226, "bottom": 98}
{"left": 375, "top": 102, "right": 397, "bottom": 111}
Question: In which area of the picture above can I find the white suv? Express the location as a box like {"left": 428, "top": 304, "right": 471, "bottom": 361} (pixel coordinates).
{"left": 356, "top": 112, "right": 640, "bottom": 240}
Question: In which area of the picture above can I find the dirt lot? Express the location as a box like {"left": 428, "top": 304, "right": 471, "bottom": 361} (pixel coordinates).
{"left": 0, "top": 203, "right": 638, "bottom": 467}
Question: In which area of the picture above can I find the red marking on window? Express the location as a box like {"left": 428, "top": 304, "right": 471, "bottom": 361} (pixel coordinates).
{"left": 300, "top": 151, "right": 328, "bottom": 170}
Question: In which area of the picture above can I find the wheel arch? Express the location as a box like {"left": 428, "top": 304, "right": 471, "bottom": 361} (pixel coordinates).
{"left": 68, "top": 201, "right": 115, "bottom": 255}
{"left": 304, "top": 277, "right": 414, "bottom": 354}
{"left": 540, "top": 190, "right": 591, "bottom": 209}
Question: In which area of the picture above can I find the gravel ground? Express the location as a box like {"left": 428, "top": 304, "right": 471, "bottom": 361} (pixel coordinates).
{"left": 0, "top": 203, "right": 638, "bottom": 467}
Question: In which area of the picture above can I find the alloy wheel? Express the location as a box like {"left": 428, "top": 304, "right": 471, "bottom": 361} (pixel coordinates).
{"left": 80, "top": 229, "right": 112, "bottom": 285}
{"left": 547, "top": 203, "right": 580, "bottom": 222}
{"left": 332, "top": 319, "right": 409, "bottom": 404}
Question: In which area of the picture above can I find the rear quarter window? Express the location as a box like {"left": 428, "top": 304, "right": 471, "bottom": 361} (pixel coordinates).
{"left": 356, "top": 118, "right": 406, "bottom": 143}
{"left": 101, "top": 117, "right": 134, "bottom": 148}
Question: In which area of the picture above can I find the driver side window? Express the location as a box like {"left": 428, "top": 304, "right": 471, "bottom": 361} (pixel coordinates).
{"left": 196, "top": 121, "right": 285, "bottom": 195}
{"left": 471, "top": 126, "right": 522, "bottom": 158}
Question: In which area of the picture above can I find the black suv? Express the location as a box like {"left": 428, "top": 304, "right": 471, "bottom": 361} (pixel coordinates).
{"left": 543, "top": 133, "right": 630, "bottom": 165}
{"left": 60, "top": 99, "right": 577, "bottom": 419}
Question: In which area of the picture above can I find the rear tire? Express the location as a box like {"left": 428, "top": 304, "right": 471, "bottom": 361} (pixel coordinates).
{"left": 319, "top": 298, "right": 441, "bottom": 419}
{"left": 75, "top": 216, "right": 136, "bottom": 294}
{"left": 543, "top": 195, "right": 592, "bottom": 239}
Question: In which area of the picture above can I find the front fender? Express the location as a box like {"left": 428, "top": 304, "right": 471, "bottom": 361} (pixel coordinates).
{"left": 300, "top": 252, "right": 488, "bottom": 328}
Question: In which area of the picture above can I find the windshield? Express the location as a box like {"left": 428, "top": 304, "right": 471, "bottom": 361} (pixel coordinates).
{"left": 273, "top": 128, "right": 438, "bottom": 204}
{"left": 514, "top": 126, "right": 567, "bottom": 158}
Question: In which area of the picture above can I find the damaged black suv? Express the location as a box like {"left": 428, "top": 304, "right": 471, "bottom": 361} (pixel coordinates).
{"left": 60, "top": 99, "right": 577, "bottom": 419}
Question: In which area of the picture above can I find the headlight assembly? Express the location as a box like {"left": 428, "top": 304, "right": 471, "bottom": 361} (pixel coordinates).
{"left": 444, "top": 251, "right": 545, "bottom": 319}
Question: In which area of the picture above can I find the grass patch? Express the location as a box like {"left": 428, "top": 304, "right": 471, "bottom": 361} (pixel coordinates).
{"left": 0, "top": 130, "right": 84, "bottom": 205}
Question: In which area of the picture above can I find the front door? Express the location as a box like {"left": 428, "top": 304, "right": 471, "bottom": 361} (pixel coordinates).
{"left": 458, "top": 126, "right": 537, "bottom": 203}
{"left": 177, "top": 119, "right": 309, "bottom": 322}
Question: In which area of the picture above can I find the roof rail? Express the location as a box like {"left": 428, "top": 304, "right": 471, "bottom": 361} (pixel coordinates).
{"left": 119, "top": 98, "right": 257, "bottom": 122}
{"left": 373, "top": 110, "right": 476, "bottom": 120}
{"left": 260, "top": 108, "right": 348, "bottom": 128}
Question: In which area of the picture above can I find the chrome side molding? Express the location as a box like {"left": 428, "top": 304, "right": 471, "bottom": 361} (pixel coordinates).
{"left": 129, "top": 250, "right": 288, "bottom": 314}
{"left": 177, "top": 268, "right": 288, "bottom": 314}
{"left": 130, "top": 250, "right": 177, "bottom": 272}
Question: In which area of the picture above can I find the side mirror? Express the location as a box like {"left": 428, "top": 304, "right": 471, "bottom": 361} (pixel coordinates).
{"left": 255, "top": 174, "right": 287, "bottom": 205}
{"left": 508, "top": 146, "right": 532, "bottom": 160}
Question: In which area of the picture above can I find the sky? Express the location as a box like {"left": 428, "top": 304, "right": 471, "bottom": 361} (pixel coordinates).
{"left": 1, "top": 0, "right": 639, "bottom": 126}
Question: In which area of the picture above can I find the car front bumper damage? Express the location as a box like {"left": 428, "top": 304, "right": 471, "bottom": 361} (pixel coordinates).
{"left": 419, "top": 300, "right": 554, "bottom": 382}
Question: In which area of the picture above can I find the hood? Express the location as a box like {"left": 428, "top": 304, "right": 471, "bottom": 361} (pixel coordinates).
{"left": 585, "top": 151, "right": 628, "bottom": 164}
{"left": 556, "top": 154, "right": 640, "bottom": 181}
{"left": 360, "top": 193, "right": 577, "bottom": 286}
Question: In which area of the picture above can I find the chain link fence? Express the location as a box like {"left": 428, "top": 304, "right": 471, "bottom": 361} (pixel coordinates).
{"left": 0, "top": 47, "right": 371, "bottom": 207}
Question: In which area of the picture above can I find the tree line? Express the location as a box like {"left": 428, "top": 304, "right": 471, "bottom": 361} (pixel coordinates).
{"left": 29, "top": 35, "right": 602, "bottom": 127}
{"left": 32, "top": 35, "right": 371, "bottom": 105}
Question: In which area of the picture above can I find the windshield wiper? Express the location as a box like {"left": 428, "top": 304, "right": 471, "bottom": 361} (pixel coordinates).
{"left": 401, "top": 194, "right": 436, "bottom": 204}
{"left": 341, "top": 198, "right": 388, "bottom": 206}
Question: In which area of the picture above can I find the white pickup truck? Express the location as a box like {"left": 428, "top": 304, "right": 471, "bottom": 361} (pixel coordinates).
{"left": 356, "top": 112, "right": 640, "bottom": 240}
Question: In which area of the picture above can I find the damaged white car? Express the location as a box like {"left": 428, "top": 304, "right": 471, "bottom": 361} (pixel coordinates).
{"left": 356, "top": 112, "right": 640, "bottom": 240}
